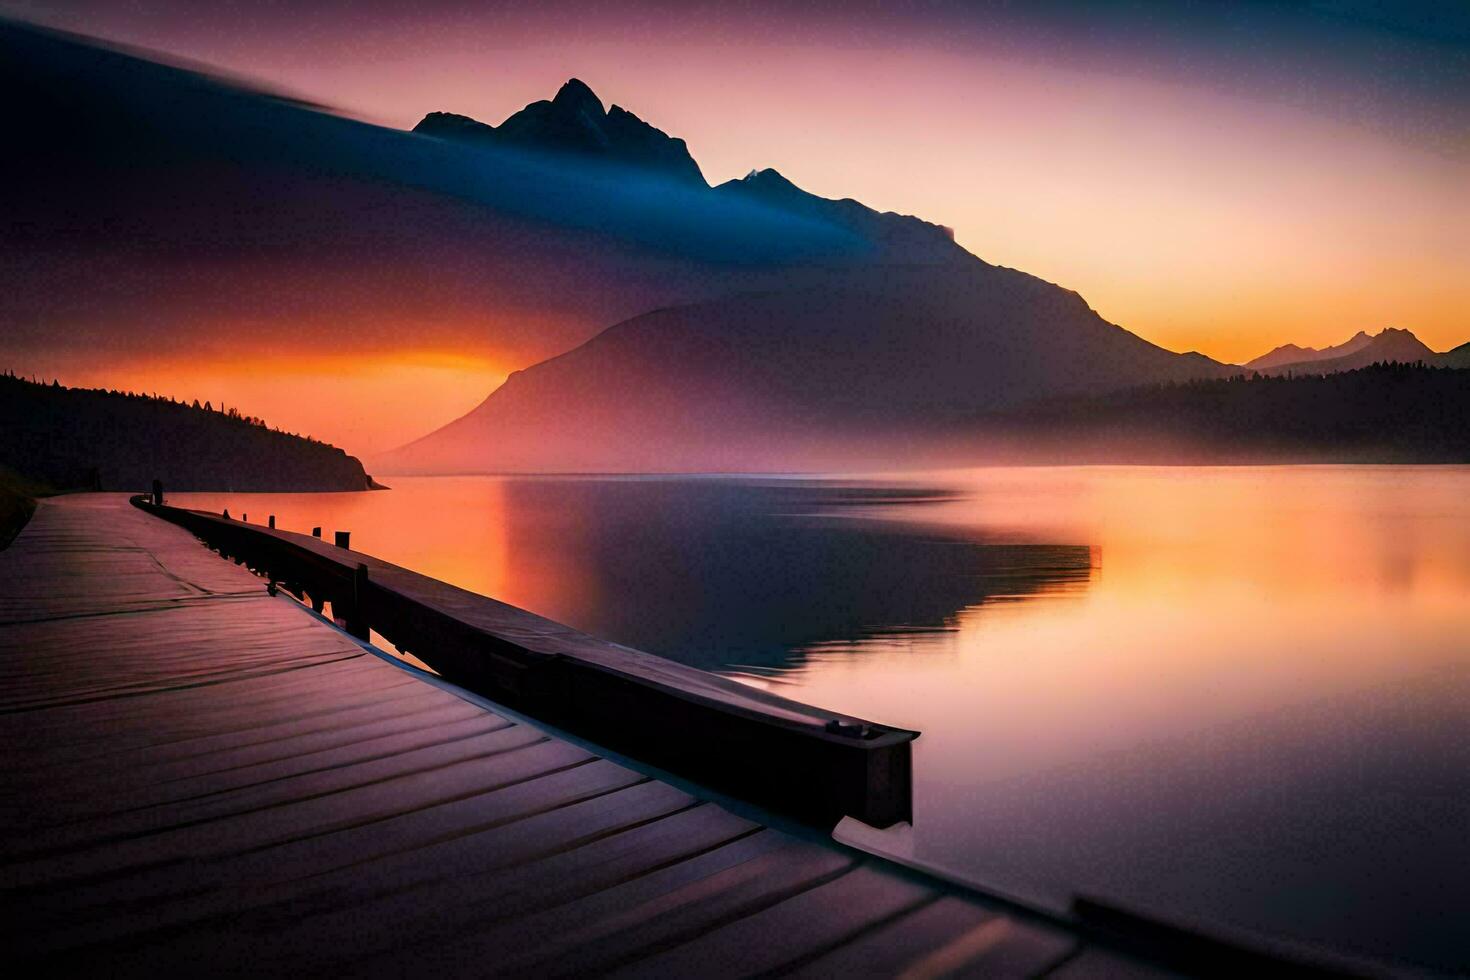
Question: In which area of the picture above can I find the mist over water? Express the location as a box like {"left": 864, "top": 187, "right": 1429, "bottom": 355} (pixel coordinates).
{"left": 177, "top": 466, "right": 1470, "bottom": 971}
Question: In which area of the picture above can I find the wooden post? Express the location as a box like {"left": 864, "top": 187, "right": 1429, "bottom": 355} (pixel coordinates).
{"left": 151, "top": 479, "right": 163, "bottom": 506}
{"left": 346, "top": 563, "right": 370, "bottom": 640}
{"left": 268, "top": 515, "right": 276, "bottom": 529}
{"left": 312, "top": 526, "right": 322, "bottom": 538}
{"left": 334, "top": 530, "right": 350, "bottom": 549}
{"left": 242, "top": 513, "right": 247, "bottom": 523}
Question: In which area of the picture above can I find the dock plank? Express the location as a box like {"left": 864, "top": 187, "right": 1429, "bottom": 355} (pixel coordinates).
{"left": 606, "top": 864, "right": 938, "bottom": 978}
{"left": 13, "top": 712, "right": 523, "bottom": 853}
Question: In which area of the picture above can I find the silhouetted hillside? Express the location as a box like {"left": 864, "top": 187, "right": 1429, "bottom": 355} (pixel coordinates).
{"left": 983, "top": 363, "right": 1470, "bottom": 463}
{"left": 377, "top": 268, "right": 1230, "bottom": 473}
{"left": 0, "top": 374, "right": 379, "bottom": 491}
{"left": 0, "top": 468, "right": 45, "bottom": 549}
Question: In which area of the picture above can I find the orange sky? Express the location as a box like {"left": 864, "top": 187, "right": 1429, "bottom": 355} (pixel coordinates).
{"left": 9, "top": 2, "right": 1469, "bottom": 454}
{"left": 59, "top": 353, "right": 508, "bottom": 457}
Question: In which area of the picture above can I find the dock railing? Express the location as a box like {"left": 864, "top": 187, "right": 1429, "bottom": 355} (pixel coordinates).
{"left": 131, "top": 493, "right": 917, "bottom": 828}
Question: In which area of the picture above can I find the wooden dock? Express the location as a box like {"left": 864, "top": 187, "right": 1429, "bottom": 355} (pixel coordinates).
{"left": 134, "top": 491, "right": 919, "bottom": 830}
{"left": 0, "top": 494, "right": 1179, "bottom": 977}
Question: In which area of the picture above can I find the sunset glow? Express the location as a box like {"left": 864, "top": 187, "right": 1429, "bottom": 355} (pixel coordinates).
{"left": 58, "top": 352, "right": 506, "bottom": 454}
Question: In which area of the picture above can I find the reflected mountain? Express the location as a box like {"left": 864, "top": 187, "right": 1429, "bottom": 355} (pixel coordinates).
{"left": 496, "top": 478, "right": 1093, "bottom": 672}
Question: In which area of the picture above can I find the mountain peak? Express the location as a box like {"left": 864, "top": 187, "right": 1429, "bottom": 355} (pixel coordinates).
{"left": 552, "top": 78, "right": 604, "bottom": 117}
{"left": 1246, "top": 327, "right": 1380, "bottom": 370}
{"left": 717, "top": 168, "right": 964, "bottom": 262}
{"left": 725, "top": 168, "right": 809, "bottom": 206}
{"left": 742, "top": 167, "right": 797, "bottom": 188}
{"left": 412, "top": 110, "right": 496, "bottom": 140}
{"left": 415, "top": 78, "right": 705, "bottom": 186}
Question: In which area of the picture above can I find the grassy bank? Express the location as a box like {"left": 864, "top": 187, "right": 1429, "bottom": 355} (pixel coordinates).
{"left": 0, "top": 469, "right": 50, "bottom": 550}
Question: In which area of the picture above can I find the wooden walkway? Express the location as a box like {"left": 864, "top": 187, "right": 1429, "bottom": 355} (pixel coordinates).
{"left": 0, "top": 495, "right": 1167, "bottom": 978}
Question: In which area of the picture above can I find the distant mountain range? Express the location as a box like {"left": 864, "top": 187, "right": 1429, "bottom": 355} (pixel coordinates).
{"left": 1246, "top": 328, "right": 1468, "bottom": 376}
{"left": 1245, "top": 331, "right": 1377, "bottom": 370}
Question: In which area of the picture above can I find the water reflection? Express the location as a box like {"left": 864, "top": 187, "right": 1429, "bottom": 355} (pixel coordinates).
{"left": 494, "top": 479, "right": 1095, "bottom": 672}
{"left": 177, "top": 478, "right": 1095, "bottom": 672}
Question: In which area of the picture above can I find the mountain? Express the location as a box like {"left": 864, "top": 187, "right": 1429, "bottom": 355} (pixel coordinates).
{"left": 1258, "top": 328, "right": 1440, "bottom": 376}
{"left": 415, "top": 78, "right": 707, "bottom": 187}
{"left": 0, "top": 374, "right": 378, "bottom": 491}
{"left": 1440, "top": 341, "right": 1470, "bottom": 370}
{"left": 1246, "top": 330, "right": 1374, "bottom": 370}
{"left": 375, "top": 266, "right": 1230, "bottom": 473}
{"left": 715, "top": 168, "right": 965, "bottom": 263}
{"left": 4, "top": 21, "right": 1233, "bottom": 474}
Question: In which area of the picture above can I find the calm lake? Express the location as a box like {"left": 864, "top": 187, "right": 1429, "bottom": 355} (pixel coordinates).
{"left": 176, "top": 466, "right": 1470, "bottom": 971}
